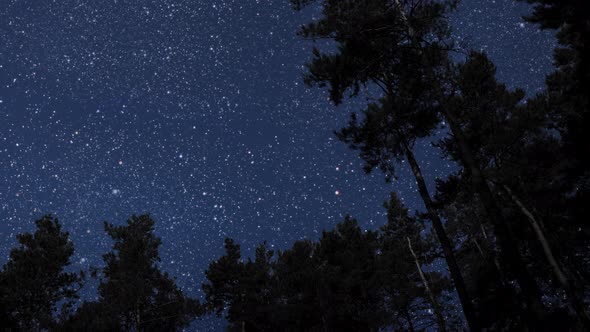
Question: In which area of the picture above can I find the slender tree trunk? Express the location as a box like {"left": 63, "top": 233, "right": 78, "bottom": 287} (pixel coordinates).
{"left": 474, "top": 222, "right": 508, "bottom": 284}
{"left": 502, "top": 184, "right": 590, "bottom": 328}
{"left": 394, "top": 1, "right": 537, "bottom": 326}
{"left": 442, "top": 108, "right": 546, "bottom": 323}
{"left": 401, "top": 139, "right": 480, "bottom": 331}
{"left": 479, "top": 223, "right": 488, "bottom": 240}
{"left": 407, "top": 236, "right": 447, "bottom": 332}
{"left": 472, "top": 237, "right": 485, "bottom": 258}
{"left": 471, "top": 233, "right": 506, "bottom": 285}
{"left": 388, "top": 3, "right": 478, "bottom": 327}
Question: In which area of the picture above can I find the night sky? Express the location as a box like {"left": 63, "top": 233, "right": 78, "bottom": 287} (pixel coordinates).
{"left": 1, "top": 0, "right": 555, "bottom": 329}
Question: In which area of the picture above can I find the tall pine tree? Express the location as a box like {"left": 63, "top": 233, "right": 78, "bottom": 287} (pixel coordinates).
{"left": 290, "top": 0, "right": 480, "bottom": 329}
{"left": 0, "top": 215, "right": 82, "bottom": 331}
{"left": 62, "top": 215, "right": 201, "bottom": 331}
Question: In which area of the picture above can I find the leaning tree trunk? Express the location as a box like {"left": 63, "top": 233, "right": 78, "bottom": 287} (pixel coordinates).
{"left": 389, "top": 4, "right": 479, "bottom": 328}
{"left": 442, "top": 108, "right": 547, "bottom": 324}
{"left": 502, "top": 184, "right": 590, "bottom": 328}
{"left": 401, "top": 138, "right": 480, "bottom": 331}
{"left": 471, "top": 235, "right": 505, "bottom": 286}
{"left": 407, "top": 236, "right": 447, "bottom": 332}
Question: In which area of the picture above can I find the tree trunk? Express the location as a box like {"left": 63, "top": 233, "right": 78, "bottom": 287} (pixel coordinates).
{"left": 471, "top": 232, "right": 506, "bottom": 285}
{"left": 401, "top": 139, "right": 480, "bottom": 331}
{"left": 442, "top": 108, "right": 546, "bottom": 323}
{"left": 407, "top": 236, "right": 447, "bottom": 332}
{"left": 502, "top": 184, "right": 590, "bottom": 328}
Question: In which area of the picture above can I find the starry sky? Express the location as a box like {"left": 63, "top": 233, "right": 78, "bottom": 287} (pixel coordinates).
{"left": 1, "top": 0, "right": 555, "bottom": 329}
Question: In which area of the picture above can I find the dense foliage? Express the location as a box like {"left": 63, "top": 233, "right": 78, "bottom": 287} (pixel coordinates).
{"left": 0, "top": 216, "right": 82, "bottom": 331}
{"left": 1, "top": 215, "right": 201, "bottom": 332}
{"left": 203, "top": 194, "right": 457, "bottom": 331}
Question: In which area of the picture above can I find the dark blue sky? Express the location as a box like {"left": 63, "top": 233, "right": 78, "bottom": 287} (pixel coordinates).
{"left": 0, "top": 0, "right": 554, "bottom": 329}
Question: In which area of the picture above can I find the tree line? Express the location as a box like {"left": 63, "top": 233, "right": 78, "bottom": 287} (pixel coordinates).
{"left": 1, "top": 0, "right": 589, "bottom": 330}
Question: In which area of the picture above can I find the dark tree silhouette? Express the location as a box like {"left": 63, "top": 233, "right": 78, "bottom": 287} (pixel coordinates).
{"left": 290, "top": 0, "right": 482, "bottom": 329}
{"left": 522, "top": 0, "right": 590, "bottom": 300}
{"left": 436, "top": 51, "right": 590, "bottom": 329}
{"left": 523, "top": 0, "right": 590, "bottom": 153}
{"left": 288, "top": 0, "right": 590, "bottom": 328}
{"left": 62, "top": 214, "right": 201, "bottom": 331}
{"left": 203, "top": 238, "right": 277, "bottom": 332}
{"left": 0, "top": 215, "right": 82, "bottom": 331}
{"left": 379, "top": 193, "right": 456, "bottom": 331}
{"left": 203, "top": 196, "right": 457, "bottom": 331}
